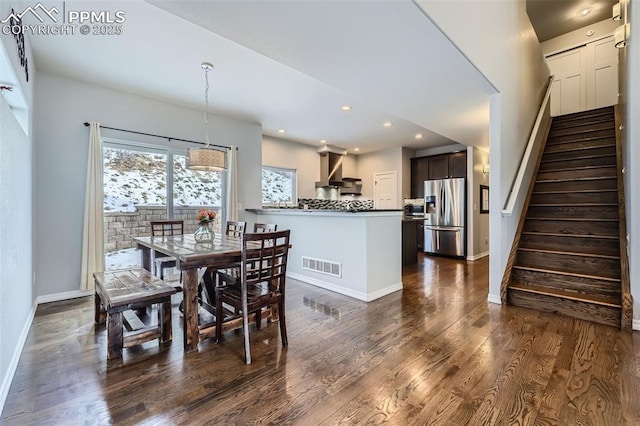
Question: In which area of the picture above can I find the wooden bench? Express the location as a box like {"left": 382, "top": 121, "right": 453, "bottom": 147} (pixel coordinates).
{"left": 94, "top": 268, "right": 177, "bottom": 360}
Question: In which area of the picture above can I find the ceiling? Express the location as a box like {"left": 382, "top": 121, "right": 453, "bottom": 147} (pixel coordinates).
{"left": 527, "top": 0, "right": 618, "bottom": 42}
{"left": 23, "top": 0, "right": 495, "bottom": 154}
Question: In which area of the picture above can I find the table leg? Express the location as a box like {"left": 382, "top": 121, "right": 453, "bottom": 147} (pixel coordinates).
{"left": 139, "top": 246, "right": 152, "bottom": 271}
{"left": 183, "top": 269, "right": 200, "bottom": 351}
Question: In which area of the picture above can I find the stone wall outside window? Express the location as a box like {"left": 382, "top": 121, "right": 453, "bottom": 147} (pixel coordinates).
{"left": 104, "top": 205, "right": 220, "bottom": 252}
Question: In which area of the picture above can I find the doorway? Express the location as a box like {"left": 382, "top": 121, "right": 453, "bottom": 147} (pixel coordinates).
{"left": 373, "top": 171, "right": 398, "bottom": 209}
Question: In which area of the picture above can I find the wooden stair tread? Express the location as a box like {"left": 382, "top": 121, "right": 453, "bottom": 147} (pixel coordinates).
{"left": 528, "top": 203, "right": 617, "bottom": 207}
{"left": 525, "top": 217, "right": 618, "bottom": 222}
{"left": 536, "top": 176, "right": 615, "bottom": 183}
{"left": 541, "top": 154, "right": 616, "bottom": 164}
{"left": 544, "top": 144, "right": 615, "bottom": 154}
{"left": 532, "top": 189, "right": 616, "bottom": 194}
{"left": 517, "top": 247, "right": 620, "bottom": 260}
{"left": 508, "top": 282, "right": 621, "bottom": 308}
{"left": 548, "top": 125, "right": 614, "bottom": 137}
{"left": 512, "top": 265, "right": 621, "bottom": 283}
{"left": 550, "top": 118, "right": 614, "bottom": 130}
{"left": 536, "top": 165, "right": 616, "bottom": 173}
{"left": 521, "top": 231, "right": 619, "bottom": 240}
{"left": 546, "top": 135, "right": 616, "bottom": 145}
{"left": 552, "top": 109, "right": 612, "bottom": 122}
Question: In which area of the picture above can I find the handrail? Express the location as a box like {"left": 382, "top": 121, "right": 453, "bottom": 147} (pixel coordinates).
{"left": 502, "top": 76, "right": 554, "bottom": 216}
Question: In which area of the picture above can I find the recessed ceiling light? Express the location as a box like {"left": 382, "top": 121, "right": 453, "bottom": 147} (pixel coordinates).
{"left": 277, "top": 129, "right": 286, "bottom": 134}
{"left": 415, "top": 133, "right": 423, "bottom": 140}
{"left": 354, "top": 148, "right": 360, "bottom": 152}
{"left": 320, "top": 139, "right": 327, "bottom": 143}
{"left": 578, "top": 7, "right": 592, "bottom": 17}
{"left": 341, "top": 105, "right": 352, "bottom": 111}
{"left": 383, "top": 121, "right": 393, "bottom": 128}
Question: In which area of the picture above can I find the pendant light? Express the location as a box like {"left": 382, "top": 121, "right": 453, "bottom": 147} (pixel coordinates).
{"left": 186, "top": 62, "right": 226, "bottom": 171}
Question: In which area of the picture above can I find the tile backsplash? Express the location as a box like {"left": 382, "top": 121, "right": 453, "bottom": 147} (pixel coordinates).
{"left": 298, "top": 198, "right": 374, "bottom": 211}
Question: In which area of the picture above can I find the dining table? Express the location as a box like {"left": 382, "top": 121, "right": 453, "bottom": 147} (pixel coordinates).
{"left": 134, "top": 233, "right": 248, "bottom": 352}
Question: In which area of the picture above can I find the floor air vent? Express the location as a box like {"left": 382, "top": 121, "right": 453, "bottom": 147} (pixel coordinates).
{"left": 302, "top": 256, "right": 342, "bottom": 278}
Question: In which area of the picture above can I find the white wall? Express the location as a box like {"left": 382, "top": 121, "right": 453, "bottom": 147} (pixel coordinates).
{"left": 417, "top": 1, "right": 549, "bottom": 302}
{"left": 541, "top": 18, "right": 618, "bottom": 56}
{"left": 0, "top": 1, "right": 35, "bottom": 411}
{"left": 262, "top": 136, "right": 319, "bottom": 199}
{"left": 623, "top": 0, "right": 640, "bottom": 324}
{"left": 34, "top": 72, "right": 263, "bottom": 297}
{"left": 415, "top": 143, "right": 467, "bottom": 157}
{"left": 357, "top": 146, "right": 404, "bottom": 207}
{"left": 470, "top": 146, "right": 490, "bottom": 258}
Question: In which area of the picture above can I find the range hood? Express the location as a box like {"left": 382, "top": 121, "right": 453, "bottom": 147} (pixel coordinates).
{"left": 315, "top": 145, "right": 346, "bottom": 188}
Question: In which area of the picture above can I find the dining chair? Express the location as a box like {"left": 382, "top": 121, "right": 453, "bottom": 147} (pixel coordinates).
{"left": 225, "top": 221, "right": 247, "bottom": 238}
{"left": 199, "top": 220, "right": 248, "bottom": 310}
{"left": 215, "top": 229, "right": 291, "bottom": 364}
{"left": 150, "top": 220, "right": 184, "bottom": 286}
{"left": 253, "top": 223, "right": 277, "bottom": 233}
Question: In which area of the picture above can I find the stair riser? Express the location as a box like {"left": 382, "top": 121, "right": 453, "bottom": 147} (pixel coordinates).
{"left": 530, "top": 191, "right": 618, "bottom": 205}
{"left": 516, "top": 250, "right": 621, "bottom": 279}
{"left": 548, "top": 121, "right": 614, "bottom": 138}
{"left": 544, "top": 137, "right": 615, "bottom": 154}
{"left": 536, "top": 167, "right": 616, "bottom": 181}
{"left": 551, "top": 115, "right": 615, "bottom": 129}
{"left": 534, "top": 178, "right": 617, "bottom": 193}
{"left": 507, "top": 289, "right": 620, "bottom": 327}
{"left": 542, "top": 146, "right": 616, "bottom": 162}
{"left": 527, "top": 205, "right": 619, "bottom": 220}
{"left": 539, "top": 155, "right": 616, "bottom": 170}
{"left": 520, "top": 233, "right": 620, "bottom": 256}
{"left": 523, "top": 219, "right": 620, "bottom": 236}
{"left": 512, "top": 268, "right": 621, "bottom": 298}
{"left": 547, "top": 128, "right": 615, "bottom": 144}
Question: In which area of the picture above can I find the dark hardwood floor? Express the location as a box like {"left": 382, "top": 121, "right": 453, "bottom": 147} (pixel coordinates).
{"left": 2, "top": 255, "right": 640, "bottom": 424}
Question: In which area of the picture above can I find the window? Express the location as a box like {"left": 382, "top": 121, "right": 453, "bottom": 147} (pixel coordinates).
{"left": 103, "top": 141, "right": 225, "bottom": 270}
{"left": 262, "top": 166, "right": 297, "bottom": 206}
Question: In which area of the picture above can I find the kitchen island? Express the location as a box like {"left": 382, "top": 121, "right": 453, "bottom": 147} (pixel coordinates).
{"left": 246, "top": 209, "right": 403, "bottom": 302}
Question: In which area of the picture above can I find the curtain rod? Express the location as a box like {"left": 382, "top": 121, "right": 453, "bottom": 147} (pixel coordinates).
{"left": 82, "top": 122, "right": 232, "bottom": 150}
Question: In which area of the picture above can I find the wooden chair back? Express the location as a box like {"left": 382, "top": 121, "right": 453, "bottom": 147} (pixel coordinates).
{"left": 151, "top": 220, "right": 184, "bottom": 236}
{"left": 225, "top": 221, "right": 247, "bottom": 238}
{"left": 253, "top": 223, "right": 277, "bottom": 233}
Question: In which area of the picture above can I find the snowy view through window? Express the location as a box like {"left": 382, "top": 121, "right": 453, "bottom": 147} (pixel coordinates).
{"left": 262, "top": 167, "right": 296, "bottom": 205}
{"left": 104, "top": 147, "right": 222, "bottom": 212}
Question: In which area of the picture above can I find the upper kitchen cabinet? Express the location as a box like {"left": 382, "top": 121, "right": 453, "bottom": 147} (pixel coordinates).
{"left": 410, "top": 157, "right": 429, "bottom": 198}
{"left": 428, "top": 151, "right": 467, "bottom": 180}
{"left": 411, "top": 151, "right": 467, "bottom": 197}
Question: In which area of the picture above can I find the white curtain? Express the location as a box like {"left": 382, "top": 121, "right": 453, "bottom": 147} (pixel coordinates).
{"left": 225, "top": 146, "right": 238, "bottom": 222}
{"left": 80, "top": 122, "right": 105, "bottom": 290}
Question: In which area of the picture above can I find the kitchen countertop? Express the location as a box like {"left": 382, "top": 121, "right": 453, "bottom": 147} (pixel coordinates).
{"left": 247, "top": 208, "right": 402, "bottom": 215}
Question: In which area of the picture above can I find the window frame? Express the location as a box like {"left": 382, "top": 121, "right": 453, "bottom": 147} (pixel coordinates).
{"left": 261, "top": 165, "right": 298, "bottom": 207}
{"left": 103, "top": 138, "right": 227, "bottom": 222}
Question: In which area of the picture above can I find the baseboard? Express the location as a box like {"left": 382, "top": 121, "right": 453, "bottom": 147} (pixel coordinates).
{"left": 633, "top": 319, "right": 640, "bottom": 331}
{"left": 467, "top": 251, "right": 489, "bottom": 261}
{"left": 36, "top": 289, "right": 93, "bottom": 305}
{"left": 287, "top": 272, "right": 402, "bottom": 302}
{"left": 0, "top": 300, "right": 37, "bottom": 417}
{"left": 487, "top": 293, "right": 502, "bottom": 305}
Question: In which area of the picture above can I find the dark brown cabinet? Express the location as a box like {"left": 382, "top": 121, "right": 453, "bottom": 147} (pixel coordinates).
{"left": 410, "top": 157, "right": 429, "bottom": 198}
{"left": 428, "top": 155, "right": 449, "bottom": 180}
{"left": 416, "top": 222, "right": 424, "bottom": 251}
{"left": 411, "top": 151, "right": 467, "bottom": 197}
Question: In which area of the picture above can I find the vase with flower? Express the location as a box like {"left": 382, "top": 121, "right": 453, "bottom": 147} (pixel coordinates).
{"left": 194, "top": 209, "right": 217, "bottom": 242}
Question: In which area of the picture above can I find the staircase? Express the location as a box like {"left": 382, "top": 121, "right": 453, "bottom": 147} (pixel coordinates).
{"left": 506, "top": 106, "right": 628, "bottom": 328}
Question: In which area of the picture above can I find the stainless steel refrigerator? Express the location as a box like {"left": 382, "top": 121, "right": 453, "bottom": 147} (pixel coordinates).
{"left": 423, "top": 178, "right": 466, "bottom": 257}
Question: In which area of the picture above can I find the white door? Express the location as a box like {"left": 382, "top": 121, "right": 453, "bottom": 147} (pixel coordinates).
{"left": 546, "top": 35, "right": 618, "bottom": 116}
{"left": 547, "top": 48, "right": 586, "bottom": 116}
{"left": 374, "top": 171, "right": 397, "bottom": 209}
{"left": 591, "top": 37, "right": 618, "bottom": 108}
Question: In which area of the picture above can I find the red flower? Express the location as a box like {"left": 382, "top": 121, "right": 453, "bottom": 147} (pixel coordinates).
{"left": 195, "top": 209, "right": 217, "bottom": 224}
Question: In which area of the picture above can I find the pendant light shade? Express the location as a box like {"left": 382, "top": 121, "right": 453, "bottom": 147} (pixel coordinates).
{"left": 187, "top": 62, "right": 227, "bottom": 171}
{"left": 186, "top": 147, "right": 226, "bottom": 171}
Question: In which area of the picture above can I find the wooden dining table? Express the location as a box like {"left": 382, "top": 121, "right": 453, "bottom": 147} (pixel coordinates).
{"left": 134, "top": 233, "right": 247, "bottom": 352}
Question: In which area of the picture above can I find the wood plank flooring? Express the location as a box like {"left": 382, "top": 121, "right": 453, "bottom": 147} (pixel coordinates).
{"left": 2, "top": 255, "right": 640, "bottom": 424}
